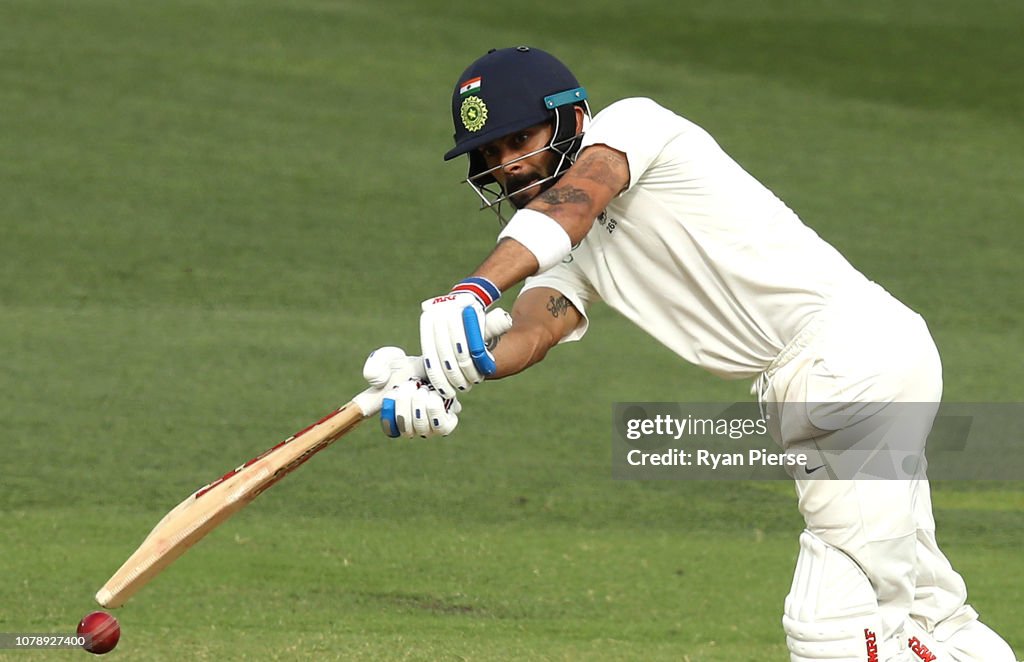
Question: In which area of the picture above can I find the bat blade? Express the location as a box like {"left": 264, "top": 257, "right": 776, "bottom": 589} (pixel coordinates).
{"left": 95, "top": 401, "right": 366, "bottom": 608}
{"left": 94, "top": 316, "right": 511, "bottom": 609}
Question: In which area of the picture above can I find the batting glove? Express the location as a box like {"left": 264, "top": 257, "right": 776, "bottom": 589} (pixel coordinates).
{"left": 420, "top": 277, "right": 505, "bottom": 398}
{"left": 380, "top": 379, "right": 462, "bottom": 438}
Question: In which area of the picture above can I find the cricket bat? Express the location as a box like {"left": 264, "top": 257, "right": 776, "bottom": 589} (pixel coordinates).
{"left": 95, "top": 310, "right": 510, "bottom": 609}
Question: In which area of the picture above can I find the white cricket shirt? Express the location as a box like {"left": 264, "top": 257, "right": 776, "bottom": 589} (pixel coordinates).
{"left": 521, "top": 97, "right": 873, "bottom": 379}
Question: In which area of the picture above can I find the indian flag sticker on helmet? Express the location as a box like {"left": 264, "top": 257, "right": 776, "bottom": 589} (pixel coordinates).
{"left": 460, "top": 96, "right": 488, "bottom": 132}
{"left": 459, "top": 76, "right": 482, "bottom": 96}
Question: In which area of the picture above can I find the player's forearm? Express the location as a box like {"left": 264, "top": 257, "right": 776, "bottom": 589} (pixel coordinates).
{"left": 487, "top": 288, "right": 578, "bottom": 379}
{"left": 469, "top": 238, "right": 541, "bottom": 292}
{"left": 489, "top": 326, "right": 555, "bottom": 379}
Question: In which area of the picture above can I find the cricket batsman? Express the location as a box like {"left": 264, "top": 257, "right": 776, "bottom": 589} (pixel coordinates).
{"left": 366, "top": 46, "right": 1016, "bottom": 661}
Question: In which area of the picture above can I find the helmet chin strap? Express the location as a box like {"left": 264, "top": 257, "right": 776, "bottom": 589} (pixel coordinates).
{"left": 465, "top": 105, "right": 591, "bottom": 225}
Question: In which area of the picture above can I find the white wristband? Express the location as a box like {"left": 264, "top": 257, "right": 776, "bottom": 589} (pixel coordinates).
{"left": 497, "top": 209, "right": 573, "bottom": 273}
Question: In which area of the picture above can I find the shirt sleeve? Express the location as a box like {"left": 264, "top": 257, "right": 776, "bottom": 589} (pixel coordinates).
{"left": 579, "top": 97, "right": 692, "bottom": 192}
{"left": 518, "top": 259, "right": 599, "bottom": 344}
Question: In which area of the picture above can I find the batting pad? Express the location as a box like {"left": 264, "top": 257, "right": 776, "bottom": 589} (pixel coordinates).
{"left": 930, "top": 609, "right": 1017, "bottom": 662}
{"left": 783, "top": 530, "right": 894, "bottom": 661}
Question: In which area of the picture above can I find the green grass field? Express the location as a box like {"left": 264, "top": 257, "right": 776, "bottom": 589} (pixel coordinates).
{"left": 1, "top": 1, "right": 1021, "bottom": 659}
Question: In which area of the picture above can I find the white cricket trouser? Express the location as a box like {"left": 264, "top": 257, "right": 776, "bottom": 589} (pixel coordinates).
{"left": 756, "top": 282, "right": 1009, "bottom": 660}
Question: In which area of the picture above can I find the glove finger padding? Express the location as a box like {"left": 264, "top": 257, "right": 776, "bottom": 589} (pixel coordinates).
{"left": 409, "top": 385, "right": 460, "bottom": 437}
{"left": 424, "top": 391, "right": 460, "bottom": 436}
{"left": 363, "top": 346, "right": 409, "bottom": 388}
{"left": 419, "top": 329, "right": 450, "bottom": 399}
{"left": 410, "top": 385, "right": 433, "bottom": 438}
{"left": 448, "top": 307, "right": 485, "bottom": 386}
{"left": 432, "top": 309, "right": 473, "bottom": 393}
{"left": 381, "top": 380, "right": 417, "bottom": 438}
{"left": 420, "top": 292, "right": 480, "bottom": 398}
{"left": 382, "top": 379, "right": 460, "bottom": 439}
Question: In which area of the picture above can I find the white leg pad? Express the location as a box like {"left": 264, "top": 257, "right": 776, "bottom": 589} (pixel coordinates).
{"left": 904, "top": 618, "right": 954, "bottom": 661}
{"left": 930, "top": 607, "right": 1017, "bottom": 662}
{"left": 784, "top": 530, "right": 904, "bottom": 661}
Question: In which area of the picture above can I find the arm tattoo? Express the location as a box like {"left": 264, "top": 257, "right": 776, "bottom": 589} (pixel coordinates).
{"left": 547, "top": 295, "right": 571, "bottom": 318}
{"left": 537, "top": 185, "right": 591, "bottom": 207}
{"left": 570, "top": 150, "right": 627, "bottom": 189}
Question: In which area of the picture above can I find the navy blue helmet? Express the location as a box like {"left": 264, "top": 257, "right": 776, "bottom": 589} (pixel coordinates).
{"left": 444, "top": 46, "right": 590, "bottom": 221}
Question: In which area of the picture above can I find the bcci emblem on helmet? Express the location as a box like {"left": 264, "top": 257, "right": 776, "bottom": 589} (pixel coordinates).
{"left": 460, "top": 96, "right": 488, "bottom": 132}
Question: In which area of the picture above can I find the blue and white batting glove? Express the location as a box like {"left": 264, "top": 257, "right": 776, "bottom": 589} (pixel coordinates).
{"left": 419, "top": 277, "right": 502, "bottom": 398}
{"left": 380, "top": 379, "right": 462, "bottom": 439}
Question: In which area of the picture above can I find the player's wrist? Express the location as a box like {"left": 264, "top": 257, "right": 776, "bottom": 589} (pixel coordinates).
{"left": 450, "top": 276, "right": 501, "bottom": 309}
{"left": 497, "top": 209, "right": 572, "bottom": 273}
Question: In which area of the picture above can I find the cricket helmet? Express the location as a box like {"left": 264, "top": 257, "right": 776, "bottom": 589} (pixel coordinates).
{"left": 444, "top": 46, "right": 590, "bottom": 220}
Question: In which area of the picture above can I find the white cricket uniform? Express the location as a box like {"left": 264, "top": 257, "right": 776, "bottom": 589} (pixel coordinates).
{"left": 524, "top": 97, "right": 873, "bottom": 380}
{"left": 519, "top": 98, "right": 1014, "bottom": 661}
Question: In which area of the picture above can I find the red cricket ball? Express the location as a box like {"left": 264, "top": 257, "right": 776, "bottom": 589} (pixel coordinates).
{"left": 76, "top": 611, "right": 120, "bottom": 655}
